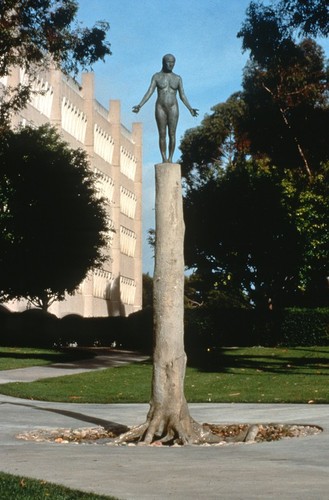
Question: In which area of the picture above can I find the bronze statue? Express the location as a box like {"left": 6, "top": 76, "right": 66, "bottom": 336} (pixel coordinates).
{"left": 133, "top": 54, "right": 198, "bottom": 163}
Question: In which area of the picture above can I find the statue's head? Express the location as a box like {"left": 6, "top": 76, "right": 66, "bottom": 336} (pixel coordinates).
{"left": 162, "top": 54, "right": 176, "bottom": 72}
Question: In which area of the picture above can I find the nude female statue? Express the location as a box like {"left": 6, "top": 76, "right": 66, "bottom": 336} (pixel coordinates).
{"left": 133, "top": 54, "right": 198, "bottom": 163}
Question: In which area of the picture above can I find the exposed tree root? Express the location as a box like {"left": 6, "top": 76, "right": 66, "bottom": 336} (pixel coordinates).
{"left": 113, "top": 416, "right": 261, "bottom": 446}
{"left": 17, "top": 423, "right": 323, "bottom": 445}
{"left": 113, "top": 423, "right": 149, "bottom": 445}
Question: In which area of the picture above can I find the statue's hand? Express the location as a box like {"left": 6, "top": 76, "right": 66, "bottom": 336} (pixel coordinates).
{"left": 132, "top": 105, "right": 140, "bottom": 113}
{"left": 190, "top": 108, "right": 199, "bottom": 117}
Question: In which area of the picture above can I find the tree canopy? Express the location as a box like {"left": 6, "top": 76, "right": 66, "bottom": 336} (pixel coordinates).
{"left": 0, "top": 125, "right": 109, "bottom": 310}
{"left": 180, "top": 93, "right": 248, "bottom": 186}
{"left": 281, "top": 0, "right": 329, "bottom": 37}
{"left": 240, "top": 38, "right": 329, "bottom": 178}
{"left": 0, "top": 0, "right": 111, "bottom": 126}
{"left": 238, "top": 0, "right": 329, "bottom": 62}
{"left": 183, "top": 157, "right": 329, "bottom": 309}
{"left": 179, "top": 0, "right": 329, "bottom": 309}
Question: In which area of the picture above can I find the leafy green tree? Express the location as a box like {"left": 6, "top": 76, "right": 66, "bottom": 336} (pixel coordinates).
{"left": 238, "top": 1, "right": 295, "bottom": 66}
{"left": 182, "top": 128, "right": 329, "bottom": 309}
{"left": 183, "top": 159, "right": 304, "bottom": 309}
{"left": 238, "top": 1, "right": 329, "bottom": 63}
{"left": 180, "top": 92, "right": 328, "bottom": 308}
{"left": 0, "top": 125, "right": 109, "bottom": 310}
{"left": 281, "top": 163, "right": 329, "bottom": 306}
{"left": 180, "top": 93, "right": 248, "bottom": 187}
{"left": 180, "top": 1, "right": 329, "bottom": 309}
{"left": 142, "top": 273, "right": 153, "bottom": 308}
{"left": 272, "top": 0, "right": 329, "bottom": 37}
{"left": 184, "top": 272, "right": 250, "bottom": 309}
{"left": 0, "top": 0, "right": 111, "bottom": 127}
{"left": 238, "top": 29, "right": 329, "bottom": 177}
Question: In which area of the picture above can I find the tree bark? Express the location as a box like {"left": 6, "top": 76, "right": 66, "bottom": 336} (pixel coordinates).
{"left": 141, "top": 163, "right": 193, "bottom": 444}
{"left": 114, "top": 163, "right": 225, "bottom": 445}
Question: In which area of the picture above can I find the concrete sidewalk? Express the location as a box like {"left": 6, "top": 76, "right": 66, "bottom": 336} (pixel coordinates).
{"left": 0, "top": 354, "right": 328, "bottom": 499}
{"left": 0, "top": 396, "right": 328, "bottom": 499}
{"left": 0, "top": 350, "right": 148, "bottom": 384}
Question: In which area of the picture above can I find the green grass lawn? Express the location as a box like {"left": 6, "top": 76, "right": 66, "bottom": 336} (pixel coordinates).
{"left": 0, "top": 347, "right": 93, "bottom": 371}
{"left": 0, "top": 471, "right": 118, "bottom": 500}
{"left": 0, "top": 346, "right": 328, "bottom": 404}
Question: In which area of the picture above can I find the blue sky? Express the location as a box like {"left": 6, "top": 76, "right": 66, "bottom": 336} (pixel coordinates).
{"left": 77, "top": 0, "right": 329, "bottom": 275}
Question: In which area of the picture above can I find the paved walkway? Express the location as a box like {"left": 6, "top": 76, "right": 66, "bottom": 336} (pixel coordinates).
{"left": 0, "top": 350, "right": 149, "bottom": 384}
{"left": 0, "top": 354, "right": 328, "bottom": 499}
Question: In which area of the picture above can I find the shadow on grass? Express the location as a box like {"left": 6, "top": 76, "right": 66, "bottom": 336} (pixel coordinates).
{"left": 0, "top": 349, "right": 94, "bottom": 365}
{"left": 188, "top": 347, "right": 329, "bottom": 376}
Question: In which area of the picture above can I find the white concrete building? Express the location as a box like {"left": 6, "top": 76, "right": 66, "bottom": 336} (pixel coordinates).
{"left": 2, "top": 67, "right": 142, "bottom": 317}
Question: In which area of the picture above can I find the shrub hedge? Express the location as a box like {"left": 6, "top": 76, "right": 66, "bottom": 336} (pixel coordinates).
{"left": 184, "top": 307, "right": 329, "bottom": 350}
{"left": 280, "top": 308, "right": 329, "bottom": 346}
{"left": 0, "top": 307, "right": 153, "bottom": 353}
{"left": 0, "top": 305, "right": 328, "bottom": 351}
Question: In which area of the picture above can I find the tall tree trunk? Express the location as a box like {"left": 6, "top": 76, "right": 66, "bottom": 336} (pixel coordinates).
{"left": 114, "top": 163, "right": 224, "bottom": 445}
{"left": 143, "top": 162, "right": 193, "bottom": 444}
{"left": 114, "top": 163, "right": 195, "bottom": 444}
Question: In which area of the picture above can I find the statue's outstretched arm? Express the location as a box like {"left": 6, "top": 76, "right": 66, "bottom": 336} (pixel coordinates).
{"left": 133, "top": 75, "right": 157, "bottom": 113}
{"left": 178, "top": 77, "right": 199, "bottom": 117}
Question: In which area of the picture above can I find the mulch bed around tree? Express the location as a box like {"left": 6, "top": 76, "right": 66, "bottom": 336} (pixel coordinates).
{"left": 16, "top": 422, "right": 322, "bottom": 446}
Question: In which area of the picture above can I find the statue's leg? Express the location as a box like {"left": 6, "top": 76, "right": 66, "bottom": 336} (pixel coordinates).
{"left": 156, "top": 105, "right": 168, "bottom": 162}
{"left": 168, "top": 107, "right": 178, "bottom": 163}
